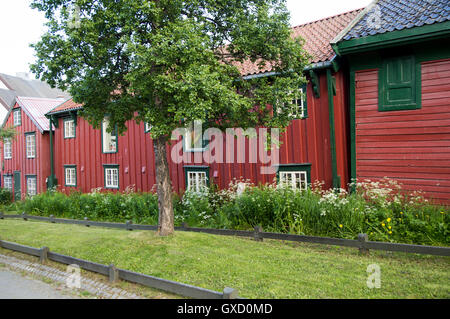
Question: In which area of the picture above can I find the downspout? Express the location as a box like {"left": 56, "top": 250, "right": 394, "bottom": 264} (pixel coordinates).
{"left": 48, "top": 116, "right": 57, "bottom": 189}
{"left": 326, "top": 68, "right": 340, "bottom": 190}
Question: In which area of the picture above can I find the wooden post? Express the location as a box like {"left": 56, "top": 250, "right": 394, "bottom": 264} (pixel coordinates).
{"left": 0, "top": 212, "right": 4, "bottom": 219}
{"left": 84, "top": 217, "right": 90, "bottom": 227}
{"left": 254, "top": 225, "right": 263, "bottom": 242}
{"left": 223, "top": 287, "right": 238, "bottom": 299}
{"left": 50, "top": 215, "right": 55, "bottom": 223}
{"left": 358, "top": 233, "right": 369, "bottom": 255}
{"left": 109, "top": 264, "right": 119, "bottom": 283}
{"left": 39, "top": 247, "right": 49, "bottom": 263}
{"left": 22, "top": 212, "right": 28, "bottom": 221}
{"left": 126, "top": 220, "right": 133, "bottom": 231}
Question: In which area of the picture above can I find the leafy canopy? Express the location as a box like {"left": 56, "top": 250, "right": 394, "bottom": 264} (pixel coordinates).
{"left": 30, "top": 0, "right": 310, "bottom": 136}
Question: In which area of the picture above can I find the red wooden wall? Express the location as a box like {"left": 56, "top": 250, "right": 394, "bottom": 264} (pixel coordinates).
{"left": 0, "top": 105, "right": 51, "bottom": 199}
{"left": 52, "top": 69, "right": 349, "bottom": 194}
{"left": 354, "top": 58, "right": 450, "bottom": 205}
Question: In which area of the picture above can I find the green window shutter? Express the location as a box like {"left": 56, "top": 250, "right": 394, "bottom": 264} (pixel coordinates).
{"left": 379, "top": 55, "right": 421, "bottom": 111}
{"left": 302, "top": 84, "right": 308, "bottom": 118}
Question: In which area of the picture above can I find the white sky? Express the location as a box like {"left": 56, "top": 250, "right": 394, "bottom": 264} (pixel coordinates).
{"left": 0, "top": 0, "right": 372, "bottom": 77}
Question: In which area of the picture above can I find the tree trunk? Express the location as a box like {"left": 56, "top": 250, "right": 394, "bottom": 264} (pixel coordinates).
{"left": 153, "top": 135, "right": 175, "bottom": 236}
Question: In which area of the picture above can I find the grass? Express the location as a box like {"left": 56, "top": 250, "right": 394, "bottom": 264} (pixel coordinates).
{"left": 0, "top": 218, "right": 449, "bottom": 299}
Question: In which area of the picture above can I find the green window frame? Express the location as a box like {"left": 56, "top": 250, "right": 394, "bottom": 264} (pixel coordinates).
{"left": 63, "top": 118, "right": 76, "bottom": 139}
{"left": 64, "top": 165, "right": 77, "bottom": 187}
{"left": 379, "top": 55, "right": 421, "bottom": 112}
{"left": 276, "top": 164, "right": 311, "bottom": 191}
{"left": 183, "top": 121, "right": 210, "bottom": 153}
{"left": 103, "top": 164, "right": 119, "bottom": 189}
{"left": 184, "top": 166, "right": 210, "bottom": 192}
{"left": 25, "top": 175, "right": 37, "bottom": 197}
{"left": 13, "top": 108, "right": 21, "bottom": 126}
{"left": 101, "top": 117, "right": 118, "bottom": 153}
{"left": 25, "top": 132, "right": 36, "bottom": 159}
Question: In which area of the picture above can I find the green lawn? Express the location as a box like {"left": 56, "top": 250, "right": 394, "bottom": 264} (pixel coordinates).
{"left": 0, "top": 218, "right": 448, "bottom": 299}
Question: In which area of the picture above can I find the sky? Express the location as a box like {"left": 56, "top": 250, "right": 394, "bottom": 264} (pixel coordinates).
{"left": 0, "top": 0, "right": 372, "bottom": 77}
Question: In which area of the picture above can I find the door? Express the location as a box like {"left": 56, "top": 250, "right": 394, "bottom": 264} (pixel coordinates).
{"left": 13, "top": 171, "right": 21, "bottom": 201}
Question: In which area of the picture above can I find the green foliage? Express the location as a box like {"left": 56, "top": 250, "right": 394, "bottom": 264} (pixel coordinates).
{"left": 6, "top": 178, "right": 448, "bottom": 246}
{"left": 30, "top": 0, "right": 309, "bottom": 136}
{"left": 0, "top": 126, "right": 18, "bottom": 142}
{"left": 0, "top": 188, "right": 12, "bottom": 205}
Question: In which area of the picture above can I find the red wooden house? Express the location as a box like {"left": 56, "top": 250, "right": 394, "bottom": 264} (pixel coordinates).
{"left": 45, "top": 9, "right": 360, "bottom": 195}
{"left": 0, "top": 96, "right": 65, "bottom": 199}
{"left": 332, "top": 0, "right": 450, "bottom": 204}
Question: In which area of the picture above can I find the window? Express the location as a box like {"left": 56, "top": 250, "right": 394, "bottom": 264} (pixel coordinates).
{"left": 26, "top": 176, "right": 37, "bottom": 196}
{"left": 184, "top": 120, "right": 209, "bottom": 152}
{"left": 25, "top": 133, "right": 36, "bottom": 158}
{"left": 4, "top": 138, "right": 12, "bottom": 159}
{"left": 379, "top": 55, "right": 421, "bottom": 111}
{"left": 3, "top": 175, "right": 12, "bottom": 190}
{"left": 104, "top": 165, "right": 119, "bottom": 189}
{"left": 64, "top": 118, "right": 76, "bottom": 138}
{"left": 145, "top": 122, "right": 152, "bottom": 133}
{"left": 13, "top": 109, "right": 21, "bottom": 126}
{"left": 277, "top": 164, "right": 311, "bottom": 191}
{"left": 185, "top": 166, "right": 209, "bottom": 192}
{"left": 102, "top": 117, "right": 118, "bottom": 153}
{"left": 64, "top": 166, "right": 77, "bottom": 187}
{"left": 276, "top": 84, "right": 308, "bottom": 119}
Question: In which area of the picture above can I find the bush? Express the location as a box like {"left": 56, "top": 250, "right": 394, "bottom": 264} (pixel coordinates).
{"left": 0, "top": 188, "right": 12, "bottom": 205}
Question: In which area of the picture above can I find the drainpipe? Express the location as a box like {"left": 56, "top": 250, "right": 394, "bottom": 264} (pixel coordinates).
{"left": 48, "top": 116, "right": 56, "bottom": 189}
{"left": 326, "top": 68, "right": 340, "bottom": 190}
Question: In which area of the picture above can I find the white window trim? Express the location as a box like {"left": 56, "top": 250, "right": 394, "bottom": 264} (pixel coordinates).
{"left": 26, "top": 176, "right": 37, "bottom": 196}
{"left": 13, "top": 109, "right": 21, "bottom": 126}
{"left": 187, "top": 171, "right": 208, "bottom": 193}
{"left": 4, "top": 138, "right": 12, "bottom": 159}
{"left": 64, "top": 167, "right": 77, "bottom": 186}
{"left": 26, "top": 133, "right": 36, "bottom": 159}
{"left": 3, "top": 175, "right": 12, "bottom": 190}
{"left": 64, "top": 119, "right": 76, "bottom": 138}
{"left": 104, "top": 167, "right": 119, "bottom": 189}
{"left": 279, "top": 171, "right": 308, "bottom": 191}
{"left": 102, "top": 117, "right": 117, "bottom": 153}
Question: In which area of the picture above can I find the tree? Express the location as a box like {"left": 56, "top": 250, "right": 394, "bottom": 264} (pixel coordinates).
{"left": 30, "top": 0, "right": 309, "bottom": 236}
{"left": 0, "top": 126, "right": 18, "bottom": 143}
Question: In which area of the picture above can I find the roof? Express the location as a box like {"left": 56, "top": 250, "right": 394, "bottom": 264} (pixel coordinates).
{"left": 339, "top": 0, "right": 450, "bottom": 41}
{"left": 0, "top": 89, "right": 16, "bottom": 109}
{"left": 14, "top": 96, "right": 66, "bottom": 132}
{"left": 0, "top": 73, "right": 71, "bottom": 110}
{"left": 46, "top": 98, "right": 83, "bottom": 115}
{"left": 236, "top": 8, "right": 363, "bottom": 77}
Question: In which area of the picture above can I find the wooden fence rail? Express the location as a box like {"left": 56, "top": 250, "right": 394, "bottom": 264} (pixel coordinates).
{"left": 0, "top": 239, "right": 239, "bottom": 299}
{"left": 1, "top": 212, "right": 449, "bottom": 257}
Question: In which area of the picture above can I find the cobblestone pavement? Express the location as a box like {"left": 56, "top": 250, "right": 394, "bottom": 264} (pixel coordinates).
{"left": 0, "top": 253, "right": 142, "bottom": 299}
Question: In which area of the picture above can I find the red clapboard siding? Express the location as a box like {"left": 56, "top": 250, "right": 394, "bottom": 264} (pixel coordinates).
{"left": 354, "top": 59, "right": 450, "bottom": 205}
{"left": 0, "top": 105, "right": 51, "bottom": 200}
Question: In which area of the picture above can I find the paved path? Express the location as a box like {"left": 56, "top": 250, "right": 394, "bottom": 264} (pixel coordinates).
{"left": 0, "top": 269, "right": 73, "bottom": 299}
{"left": 0, "top": 253, "right": 142, "bottom": 299}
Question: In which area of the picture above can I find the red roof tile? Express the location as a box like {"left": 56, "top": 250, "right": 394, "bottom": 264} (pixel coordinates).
{"left": 237, "top": 8, "right": 363, "bottom": 77}
{"left": 47, "top": 98, "right": 82, "bottom": 115}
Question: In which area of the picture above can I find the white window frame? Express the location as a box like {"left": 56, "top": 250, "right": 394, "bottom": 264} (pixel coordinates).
{"left": 3, "top": 175, "right": 12, "bottom": 190}
{"left": 4, "top": 138, "right": 12, "bottom": 159}
{"left": 26, "top": 133, "right": 36, "bottom": 159}
{"left": 279, "top": 171, "right": 308, "bottom": 191}
{"left": 102, "top": 117, "right": 117, "bottom": 153}
{"left": 276, "top": 86, "right": 306, "bottom": 119}
{"left": 184, "top": 120, "right": 208, "bottom": 152}
{"left": 26, "top": 176, "right": 37, "bottom": 197}
{"left": 64, "top": 166, "right": 77, "bottom": 187}
{"left": 145, "top": 122, "right": 152, "bottom": 133}
{"left": 104, "top": 166, "right": 119, "bottom": 189}
{"left": 187, "top": 170, "right": 208, "bottom": 193}
{"left": 13, "top": 109, "right": 21, "bottom": 126}
{"left": 64, "top": 119, "right": 76, "bottom": 138}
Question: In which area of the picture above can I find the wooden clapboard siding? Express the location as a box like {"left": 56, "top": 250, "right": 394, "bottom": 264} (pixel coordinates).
{"left": 354, "top": 59, "right": 450, "bottom": 205}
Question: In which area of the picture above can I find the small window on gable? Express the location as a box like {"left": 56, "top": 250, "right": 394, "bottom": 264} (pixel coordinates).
{"left": 13, "top": 109, "right": 21, "bottom": 126}
{"left": 184, "top": 166, "right": 209, "bottom": 193}
{"left": 102, "top": 117, "right": 118, "bottom": 153}
{"left": 64, "top": 118, "right": 76, "bottom": 138}
{"left": 379, "top": 55, "right": 421, "bottom": 111}
{"left": 277, "top": 164, "right": 311, "bottom": 191}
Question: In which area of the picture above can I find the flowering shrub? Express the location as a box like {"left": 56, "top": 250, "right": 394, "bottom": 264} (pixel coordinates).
{"left": 4, "top": 177, "right": 448, "bottom": 246}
